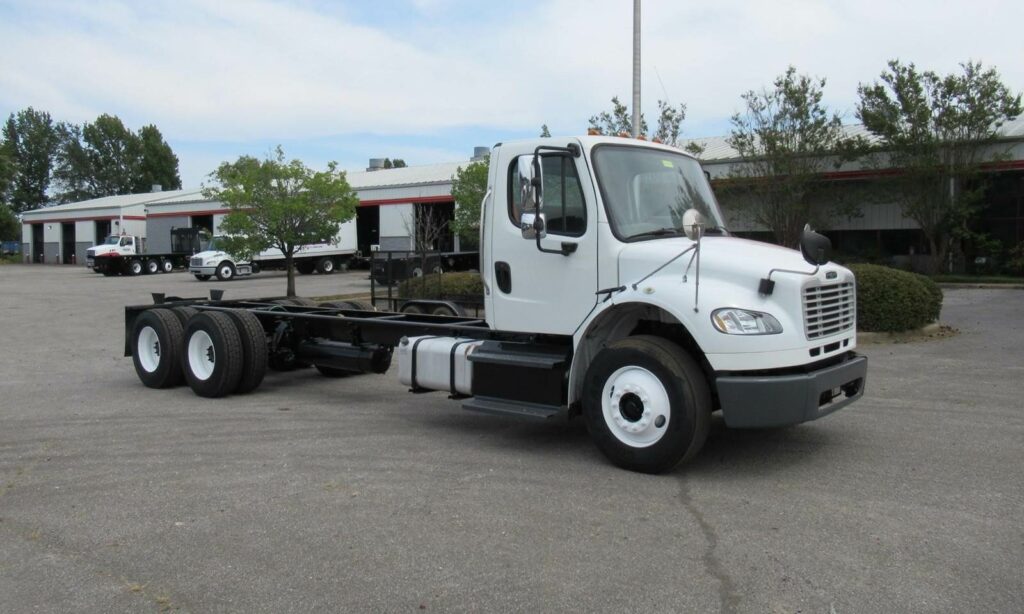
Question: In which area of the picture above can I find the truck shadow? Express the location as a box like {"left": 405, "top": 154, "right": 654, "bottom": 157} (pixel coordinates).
{"left": 403, "top": 408, "right": 838, "bottom": 475}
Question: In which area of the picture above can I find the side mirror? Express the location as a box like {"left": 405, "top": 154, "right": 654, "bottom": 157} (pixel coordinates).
{"left": 800, "top": 225, "right": 832, "bottom": 266}
{"left": 520, "top": 212, "right": 547, "bottom": 240}
{"left": 517, "top": 154, "right": 543, "bottom": 215}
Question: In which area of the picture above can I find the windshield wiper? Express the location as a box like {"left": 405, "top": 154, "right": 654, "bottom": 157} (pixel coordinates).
{"left": 629, "top": 227, "right": 682, "bottom": 240}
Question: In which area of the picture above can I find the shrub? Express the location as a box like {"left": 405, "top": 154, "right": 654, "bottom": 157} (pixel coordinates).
{"left": 911, "top": 273, "right": 943, "bottom": 323}
{"left": 847, "top": 264, "right": 941, "bottom": 332}
{"left": 398, "top": 272, "right": 483, "bottom": 301}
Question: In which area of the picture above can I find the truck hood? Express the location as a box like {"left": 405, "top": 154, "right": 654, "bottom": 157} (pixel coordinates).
{"left": 191, "top": 250, "right": 228, "bottom": 262}
{"left": 617, "top": 235, "right": 814, "bottom": 287}
{"left": 88, "top": 246, "right": 120, "bottom": 257}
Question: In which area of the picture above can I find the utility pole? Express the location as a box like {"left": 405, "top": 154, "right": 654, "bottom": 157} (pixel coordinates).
{"left": 631, "top": 0, "right": 641, "bottom": 138}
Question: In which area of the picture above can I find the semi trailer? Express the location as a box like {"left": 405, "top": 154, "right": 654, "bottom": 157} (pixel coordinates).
{"left": 89, "top": 228, "right": 210, "bottom": 276}
{"left": 123, "top": 135, "right": 867, "bottom": 473}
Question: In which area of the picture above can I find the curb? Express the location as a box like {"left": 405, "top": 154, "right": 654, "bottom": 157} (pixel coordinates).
{"left": 937, "top": 282, "right": 1024, "bottom": 289}
{"left": 858, "top": 322, "right": 953, "bottom": 344}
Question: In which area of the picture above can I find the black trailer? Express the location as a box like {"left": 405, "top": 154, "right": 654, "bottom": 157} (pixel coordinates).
{"left": 370, "top": 249, "right": 479, "bottom": 285}
{"left": 95, "top": 228, "right": 208, "bottom": 276}
{"left": 125, "top": 291, "right": 573, "bottom": 419}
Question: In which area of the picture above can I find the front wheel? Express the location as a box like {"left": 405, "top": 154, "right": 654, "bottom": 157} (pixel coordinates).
{"left": 582, "top": 335, "right": 711, "bottom": 474}
{"left": 215, "top": 262, "right": 235, "bottom": 281}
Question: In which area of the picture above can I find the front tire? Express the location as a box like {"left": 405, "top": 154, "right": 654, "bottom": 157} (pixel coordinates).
{"left": 215, "top": 262, "right": 235, "bottom": 281}
{"left": 582, "top": 335, "right": 711, "bottom": 474}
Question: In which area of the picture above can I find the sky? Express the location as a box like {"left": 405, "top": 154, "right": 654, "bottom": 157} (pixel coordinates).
{"left": 2, "top": 0, "right": 1022, "bottom": 188}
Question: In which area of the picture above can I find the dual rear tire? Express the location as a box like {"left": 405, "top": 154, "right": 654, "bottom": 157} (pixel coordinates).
{"left": 130, "top": 307, "right": 268, "bottom": 398}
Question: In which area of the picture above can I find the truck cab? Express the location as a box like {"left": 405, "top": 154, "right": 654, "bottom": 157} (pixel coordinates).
{"left": 87, "top": 235, "right": 139, "bottom": 268}
{"left": 475, "top": 136, "right": 866, "bottom": 470}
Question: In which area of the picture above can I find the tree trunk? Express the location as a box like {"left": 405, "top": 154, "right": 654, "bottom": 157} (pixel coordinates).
{"left": 285, "top": 251, "right": 296, "bottom": 297}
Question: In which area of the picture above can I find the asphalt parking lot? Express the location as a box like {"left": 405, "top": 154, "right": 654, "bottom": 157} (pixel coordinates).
{"left": 0, "top": 264, "right": 1021, "bottom": 613}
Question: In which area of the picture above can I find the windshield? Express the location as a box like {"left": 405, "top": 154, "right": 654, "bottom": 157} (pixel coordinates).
{"left": 206, "top": 236, "right": 225, "bottom": 251}
{"left": 103, "top": 236, "right": 120, "bottom": 245}
{"left": 592, "top": 145, "right": 725, "bottom": 241}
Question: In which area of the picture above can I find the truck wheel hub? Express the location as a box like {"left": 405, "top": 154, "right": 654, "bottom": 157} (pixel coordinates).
{"left": 602, "top": 366, "right": 669, "bottom": 447}
{"left": 187, "top": 330, "right": 216, "bottom": 381}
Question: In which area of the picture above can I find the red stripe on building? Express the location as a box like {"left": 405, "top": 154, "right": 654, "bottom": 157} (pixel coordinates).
{"left": 358, "top": 195, "right": 454, "bottom": 207}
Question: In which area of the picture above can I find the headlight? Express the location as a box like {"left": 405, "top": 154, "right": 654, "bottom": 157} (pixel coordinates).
{"left": 711, "top": 308, "right": 783, "bottom": 335}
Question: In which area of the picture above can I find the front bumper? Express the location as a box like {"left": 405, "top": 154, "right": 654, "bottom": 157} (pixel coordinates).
{"left": 190, "top": 266, "right": 216, "bottom": 275}
{"left": 715, "top": 353, "right": 867, "bottom": 428}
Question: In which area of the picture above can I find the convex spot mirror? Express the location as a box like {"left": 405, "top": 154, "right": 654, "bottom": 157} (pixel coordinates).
{"left": 682, "top": 208, "right": 705, "bottom": 241}
{"left": 520, "top": 154, "right": 544, "bottom": 238}
{"left": 800, "top": 226, "right": 832, "bottom": 266}
{"left": 520, "top": 212, "right": 547, "bottom": 240}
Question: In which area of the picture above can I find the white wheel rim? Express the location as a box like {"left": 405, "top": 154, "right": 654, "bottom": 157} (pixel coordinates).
{"left": 163, "top": 261, "right": 172, "bottom": 272}
{"left": 323, "top": 260, "right": 333, "bottom": 272}
{"left": 137, "top": 326, "right": 161, "bottom": 373}
{"left": 148, "top": 261, "right": 157, "bottom": 273}
{"left": 132, "top": 262, "right": 142, "bottom": 273}
{"left": 601, "top": 366, "right": 671, "bottom": 448}
{"left": 187, "top": 329, "right": 216, "bottom": 380}
{"left": 220, "top": 266, "right": 232, "bottom": 279}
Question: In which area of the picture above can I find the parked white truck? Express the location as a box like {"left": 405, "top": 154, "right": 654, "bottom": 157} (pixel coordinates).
{"left": 189, "top": 220, "right": 358, "bottom": 281}
{"left": 125, "top": 135, "right": 866, "bottom": 473}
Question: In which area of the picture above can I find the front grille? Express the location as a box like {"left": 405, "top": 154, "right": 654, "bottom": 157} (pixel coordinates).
{"left": 190, "top": 257, "right": 203, "bottom": 267}
{"left": 804, "top": 282, "right": 855, "bottom": 339}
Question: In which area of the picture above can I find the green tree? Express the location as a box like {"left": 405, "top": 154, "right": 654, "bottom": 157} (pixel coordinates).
{"left": 725, "top": 66, "right": 861, "bottom": 247}
{"left": 204, "top": 147, "right": 358, "bottom": 297}
{"left": 857, "top": 60, "right": 1022, "bottom": 273}
{"left": 382, "top": 158, "right": 407, "bottom": 169}
{"left": 2, "top": 107, "right": 61, "bottom": 213}
{"left": 540, "top": 124, "right": 551, "bottom": 138}
{"left": 449, "top": 155, "right": 489, "bottom": 248}
{"left": 54, "top": 114, "right": 182, "bottom": 203}
{"left": 134, "top": 124, "right": 181, "bottom": 193}
{"left": 0, "top": 203, "right": 19, "bottom": 241}
{"left": 588, "top": 96, "right": 701, "bottom": 153}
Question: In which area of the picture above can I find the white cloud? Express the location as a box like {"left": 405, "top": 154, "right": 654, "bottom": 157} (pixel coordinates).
{"left": 1, "top": 0, "right": 1022, "bottom": 152}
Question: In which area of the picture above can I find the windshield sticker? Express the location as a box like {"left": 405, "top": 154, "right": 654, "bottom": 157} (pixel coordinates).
{"left": 661, "top": 159, "right": 674, "bottom": 168}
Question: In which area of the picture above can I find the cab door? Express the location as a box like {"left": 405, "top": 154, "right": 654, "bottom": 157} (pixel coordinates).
{"left": 485, "top": 141, "right": 599, "bottom": 335}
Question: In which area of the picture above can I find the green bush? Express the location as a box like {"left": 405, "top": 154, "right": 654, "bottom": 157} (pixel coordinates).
{"left": 847, "top": 264, "right": 942, "bottom": 332}
{"left": 398, "top": 272, "right": 483, "bottom": 300}
{"left": 911, "top": 273, "right": 943, "bottom": 323}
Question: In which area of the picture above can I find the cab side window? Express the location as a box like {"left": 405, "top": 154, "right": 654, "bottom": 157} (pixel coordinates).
{"left": 508, "top": 154, "right": 587, "bottom": 237}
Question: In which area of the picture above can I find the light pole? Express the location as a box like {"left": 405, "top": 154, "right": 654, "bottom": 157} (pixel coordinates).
{"left": 631, "top": 0, "right": 641, "bottom": 138}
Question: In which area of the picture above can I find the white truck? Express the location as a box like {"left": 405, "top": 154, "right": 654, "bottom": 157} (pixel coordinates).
{"left": 188, "top": 221, "right": 358, "bottom": 281}
{"left": 125, "top": 135, "right": 867, "bottom": 473}
{"left": 88, "top": 228, "right": 208, "bottom": 275}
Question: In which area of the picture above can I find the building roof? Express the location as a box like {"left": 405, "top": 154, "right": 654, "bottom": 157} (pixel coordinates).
{"left": 21, "top": 189, "right": 205, "bottom": 218}
{"left": 345, "top": 160, "right": 469, "bottom": 190}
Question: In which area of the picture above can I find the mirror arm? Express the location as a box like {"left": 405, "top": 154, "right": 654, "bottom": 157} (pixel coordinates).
{"left": 758, "top": 265, "right": 820, "bottom": 296}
